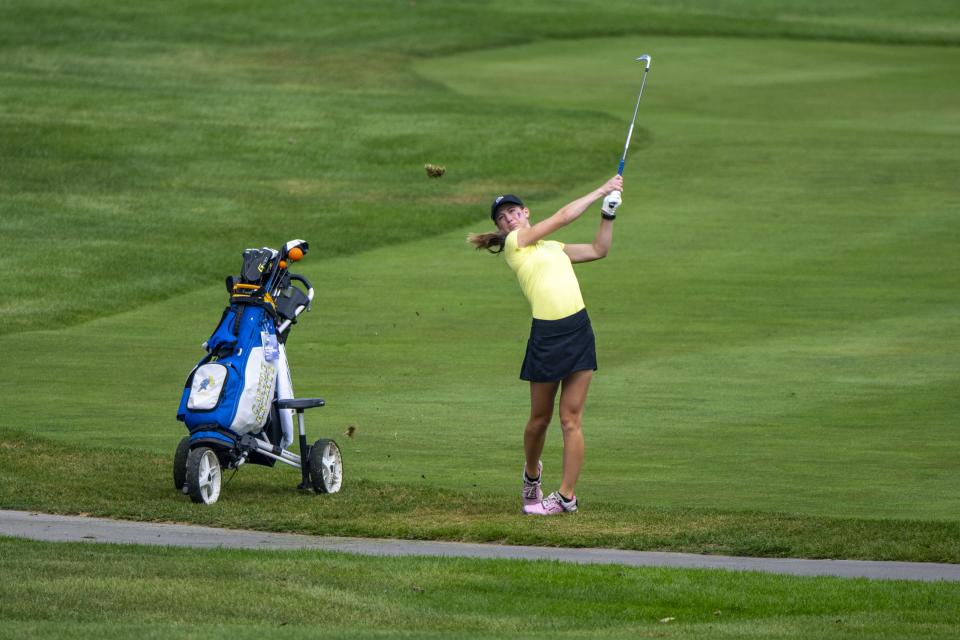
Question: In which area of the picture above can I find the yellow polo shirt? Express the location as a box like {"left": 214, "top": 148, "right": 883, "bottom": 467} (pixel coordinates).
{"left": 504, "top": 230, "right": 585, "bottom": 320}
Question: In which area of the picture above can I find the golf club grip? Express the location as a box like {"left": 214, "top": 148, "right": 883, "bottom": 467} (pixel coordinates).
{"left": 617, "top": 159, "right": 625, "bottom": 176}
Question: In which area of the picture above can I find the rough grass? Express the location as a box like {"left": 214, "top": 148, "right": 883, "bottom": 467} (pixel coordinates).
{"left": 2, "top": 433, "right": 958, "bottom": 563}
{"left": 3, "top": 536, "right": 960, "bottom": 639}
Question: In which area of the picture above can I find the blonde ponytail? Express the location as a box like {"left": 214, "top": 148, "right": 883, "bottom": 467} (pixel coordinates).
{"left": 467, "top": 230, "right": 507, "bottom": 254}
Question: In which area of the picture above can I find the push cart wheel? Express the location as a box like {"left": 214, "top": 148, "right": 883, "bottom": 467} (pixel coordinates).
{"left": 309, "top": 439, "right": 343, "bottom": 494}
{"left": 186, "top": 447, "right": 222, "bottom": 504}
{"left": 173, "top": 436, "right": 190, "bottom": 493}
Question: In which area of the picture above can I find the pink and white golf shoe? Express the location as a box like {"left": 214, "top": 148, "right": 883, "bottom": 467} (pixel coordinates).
{"left": 522, "top": 461, "right": 543, "bottom": 506}
{"left": 523, "top": 491, "right": 578, "bottom": 516}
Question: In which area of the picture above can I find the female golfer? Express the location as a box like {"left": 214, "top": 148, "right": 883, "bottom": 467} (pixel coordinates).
{"left": 469, "top": 175, "right": 623, "bottom": 515}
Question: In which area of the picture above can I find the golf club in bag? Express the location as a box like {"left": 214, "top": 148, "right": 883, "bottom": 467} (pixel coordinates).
{"left": 174, "top": 239, "right": 343, "bottom": 504}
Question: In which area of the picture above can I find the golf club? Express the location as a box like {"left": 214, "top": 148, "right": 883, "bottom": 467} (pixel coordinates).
{"left": 604, "top": 54, "right": 651, "bottom": 218}
{"left": 618, "top": 54, "right": 652, "bottom": 177}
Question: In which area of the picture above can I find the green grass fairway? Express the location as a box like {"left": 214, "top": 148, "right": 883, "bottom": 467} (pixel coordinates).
{"left": 3, "top": 537, "right": 960, "bottom": 639}
{"left": 1, "top": 0, "right": 958, "bottom": 565}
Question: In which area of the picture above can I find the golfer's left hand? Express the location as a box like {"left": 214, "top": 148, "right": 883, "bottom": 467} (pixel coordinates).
{"left": 602, "top": 191, "right": 621, "bottom": 217}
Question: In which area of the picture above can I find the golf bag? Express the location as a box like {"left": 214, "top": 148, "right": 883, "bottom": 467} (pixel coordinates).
{"left": 176, "top": 302, "right": 279, "bottom": 436}
{"left": 176, "top": 247, "right": 292, "bottom": 436}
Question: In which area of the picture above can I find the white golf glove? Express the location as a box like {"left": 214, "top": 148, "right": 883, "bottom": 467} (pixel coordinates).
{"left": 601, "top": 191, "right": 621, "bottom": 220}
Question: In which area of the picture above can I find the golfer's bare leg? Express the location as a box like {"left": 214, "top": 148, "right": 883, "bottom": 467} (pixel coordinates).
{"left": 525, "top": 381, "right": 559, "bottom": 479}
{"left": 558, "top": 369, "right": 592, "bottom": 498}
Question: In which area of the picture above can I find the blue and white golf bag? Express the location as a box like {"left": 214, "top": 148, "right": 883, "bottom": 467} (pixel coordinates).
{"left": 177, "top": 303, "right": 280, "bottom": 437}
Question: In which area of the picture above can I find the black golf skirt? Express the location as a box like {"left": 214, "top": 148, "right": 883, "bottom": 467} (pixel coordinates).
{"left": 520, "top": 308, "right": 597, "bottom": 382}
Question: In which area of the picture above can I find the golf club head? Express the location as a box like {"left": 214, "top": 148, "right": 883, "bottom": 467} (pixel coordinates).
{"left": 283, "top": 239, "right": 309, "bottom": 258}
{"left": 636, "top": 54, "right": 651, "bottom": 71}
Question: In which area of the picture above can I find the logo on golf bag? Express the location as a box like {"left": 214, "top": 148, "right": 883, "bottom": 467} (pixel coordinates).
{"left": 187, "top": 365, "right": 227, "bottom": 411}
{"left": 177, "top": 304, "right": 279, "bottom": 435}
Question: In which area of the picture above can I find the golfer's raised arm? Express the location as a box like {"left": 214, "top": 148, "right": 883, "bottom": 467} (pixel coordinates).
{"left": 563, "top": 214, "right": 615, "bottom": 263}
{"left": 518, "top": 175, "right": 623, "bottom": 247}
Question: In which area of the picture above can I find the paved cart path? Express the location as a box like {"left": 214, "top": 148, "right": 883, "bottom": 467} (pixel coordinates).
{"left": 2, "top": 510, "right": 958, "bottom": 582}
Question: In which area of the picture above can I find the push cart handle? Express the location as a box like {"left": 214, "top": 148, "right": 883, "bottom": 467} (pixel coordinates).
{"left": 288, "top": 274, "right": 315, "bottom": 305}
{"left": 276, "top": 274, "right": 315, "bottom": 335}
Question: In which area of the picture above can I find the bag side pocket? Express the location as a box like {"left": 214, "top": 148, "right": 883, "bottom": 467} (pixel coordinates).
{"left": 186, "top": 363, "right": 229, "bottom": 411}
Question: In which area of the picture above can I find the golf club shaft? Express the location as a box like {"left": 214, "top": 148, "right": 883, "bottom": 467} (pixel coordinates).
{"left": 618, "top": 54, "right": 651, "bottom": 176}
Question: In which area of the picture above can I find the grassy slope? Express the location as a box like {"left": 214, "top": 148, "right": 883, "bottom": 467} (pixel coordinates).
{"left": 2, "top": 0, "right": 960, "bottom": 335}
{"left": 3, "top": 537, "right": 960, "bottom": 640}
{"left": 1, "top": 2, "right": 959, "bottom": 562}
